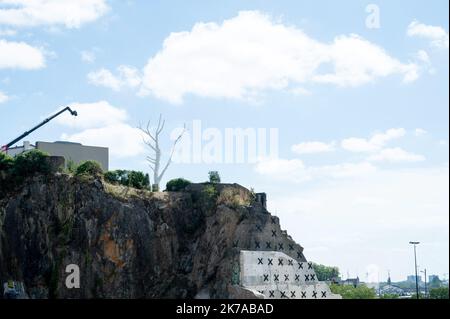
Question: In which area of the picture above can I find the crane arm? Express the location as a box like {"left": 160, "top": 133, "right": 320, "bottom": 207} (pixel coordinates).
{"left": 1, "top": 106, "right": 77, "bottom": 151}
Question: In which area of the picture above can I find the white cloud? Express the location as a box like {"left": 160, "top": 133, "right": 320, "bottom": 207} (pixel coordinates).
{"left": 0, "top": 90, "right": 9, "bottom": 103}
{"left": 81, "top": 50, "right": 96, "bottom": 63}
{"left": 87, "top": 68, "right": 121, "bottom": 91}
{"left": 312, "top": 35, "right": 419, "bottom": 86}
{"left": 341, "top": 128, "right": 406, "bottom": 153}
{"left": 255, "top": 158, "right": 307, "bottom": 181}
{"left": 367, "top": 147, "right": 425, "bottom": 163}
{"left": 291, "top": 141, "right": 335, "bottom": 154}
{"left": 415, "top": 50, "right": 430, "bottom": 64}
{"left": 137, "top": 11, "right": 419, "bottom": 104}
{"left": 368, "top": 128, "right": 406, "bottom": 146}
{"left": 290, "top": 87, "right": 312, "bottom": 96}
{"left": 56, "top": 101, "right": 145, "bottom": 158}
{"left": 61, "top": 123, "right": 145, "bottom": 159}
{"left": 0, "top": 0, "right": 109, "bottom": 29}
{"left": 414, "top": 128, "right": 427, "bottom": 136}
{"left": 0, "top": 28, "right": 16, "bottom": 36}
{"left": 255, "top": 157, "right": 376, "bottom": 183}
{"left": 117, "top": 65, "right": 142, "bottom": 88}
{"left": 341, "top": 137, "right": 379, "bottom": 153}
{"left": 87, "top": 65, "right": 142, "bottom": 91}
{"left": 407, "top": 20, "right": 449, "bottom": 49}
{"left": 316, "top": 162, "right": 377, "bottom": 178}
{"left": 54, "top": 101, "right": 127, "bottom": 129}
{"left": 0, "top": 39, "right": 45, "bottom": 69}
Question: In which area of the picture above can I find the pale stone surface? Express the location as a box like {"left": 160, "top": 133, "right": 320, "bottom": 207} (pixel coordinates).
{"left": 240, "top": 250, "right": 341, "bottom": 299}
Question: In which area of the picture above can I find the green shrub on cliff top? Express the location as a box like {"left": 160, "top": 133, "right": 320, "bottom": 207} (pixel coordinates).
{"left": 0, "top": 152, "right": 14, "bottom": 171}
{"left": 65, "top": 159, "right": 78, "bottom": 174}
{"left": 104, "top": 170, "right": 120, "bottom": 183}
{"left": 13, "top": 149, "right": 51, "bottom": 177}
{"left": 1, "top": 150, "right": 50, "bottom": 197}
{"left": 128, "top": 170, "right": 150, "bottom": 189}
{"left": 166, "top": 178, "right": 191, "bottom": 192}
{"left": 75, "top": 160, "right": 103, "bottom": 177}
{"left": 104, "top": 169, "right": 150, "bottom": 190}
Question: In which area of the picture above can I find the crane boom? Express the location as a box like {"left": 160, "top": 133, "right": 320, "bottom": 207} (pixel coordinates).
{"left": 1, "top": 106, "right": 77, "bottom": 151}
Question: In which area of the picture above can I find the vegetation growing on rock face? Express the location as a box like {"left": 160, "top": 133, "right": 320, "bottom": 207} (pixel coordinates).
{"left": 202, "top": 184, "right": 218, "bottom": 200}
{"left": 65, "top": 159, "right": 77, "bottom": 174}
{"left": 104, "top": 169, "right": 150, "bottom": 190}
{"left": 166, "top": 178, "right": 192, "bottom": 192}
{"left": 217, "top": 188, "right": 249, "bottom": 208}
{"left": 12, "top": 149, "right": 51, "bottom": 177}
{"left": 0, "top": 152, "right": 14, "bottom": 171}
{"left": 0, "top": 152, "right": 14, "bottom": 196}
{"left": 1, "top": 150, "right": 52, "bottom": 196}
{"left": 191, "top": 184, "right": 219, "bottom": 214}
{"left": 75, "top": 160, "right": 103, "bottom": 177}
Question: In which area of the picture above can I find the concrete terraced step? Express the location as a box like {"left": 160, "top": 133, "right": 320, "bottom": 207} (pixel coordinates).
{"left": 240, "top": 250, "right": 341, "bottom": 299}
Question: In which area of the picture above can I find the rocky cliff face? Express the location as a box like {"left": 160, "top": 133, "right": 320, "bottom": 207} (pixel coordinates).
{"left": 0, "top": 173, "right": 307, "bottom": 299}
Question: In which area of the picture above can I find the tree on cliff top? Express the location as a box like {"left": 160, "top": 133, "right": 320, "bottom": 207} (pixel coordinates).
{"left": 208, "top": 171, "right": 221, "bottom": 183}
{"left": 139, "top": 114, "right": 186, "bottom": 191}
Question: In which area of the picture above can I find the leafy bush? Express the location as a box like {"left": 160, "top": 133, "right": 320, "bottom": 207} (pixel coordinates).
{"left": 166, "top": 178, "right": 191, "bottom": 192}
{"left": 0, "top": 152, "right": 14, "bottom": 171}
{"left": 208, "top": 171, "right": 221, "bottom": 183}
{"left": 429, "top": 287, "right": 449, "bottom": 299}
{"left": 65, "top": 159, "right": 78, "bottom": 174}
{"left": 202, "top": 184, "right": 218, "bottom": 200}
{"left": 313, "top": 263, "right": 340, "bottom": 282}
{"left": 75, "top": 160, "right": 103, "bottom": 177}
{"left": 128, "top": 171, "right": 150, "bottom": 189}
{"left": 104, "top": 169, "right": 150, "bottom": 190}
{"left": 104, "top": 170, "right": 120, "bottom": 183}
{"left": 329, "top": 284, "right": 376, "bottom": 299}
{"left": 0, "top": 152, "right": 14, "bottom": 197}
{"left": 13, "top": 149, "right": 51, "bottom": 177}
{"left": 198, "top": 184, "right": 218, "bottom": 211}
{"left": 1, "top": 150, "right": 51, "bottom": 197}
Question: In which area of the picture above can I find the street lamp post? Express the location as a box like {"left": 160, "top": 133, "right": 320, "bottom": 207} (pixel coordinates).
{"left": 421, "top": 269, "right": 427, "bottom": 298}
{"left": 409, "top": 241, "right": 420, "bottom": 299}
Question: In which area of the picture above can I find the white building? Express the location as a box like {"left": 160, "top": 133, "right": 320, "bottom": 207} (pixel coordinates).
{"left": 5, "top": 141, "right": 109, "bottom": 171}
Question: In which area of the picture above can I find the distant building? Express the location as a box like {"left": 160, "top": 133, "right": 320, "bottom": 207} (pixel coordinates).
{"left": 342, "top": 277, "right": 360, "bottom": 287}
{"left": 6, "top": 141, "right": 109, "bottom": 171}
{"left": 380, "top": 284, "right": 406, "bottom": 296}
{"left": 407, "top": 275, "right": 422, "bottom": 283}
{"left": 429, "top": 275, "right": 440, "bottom": 282}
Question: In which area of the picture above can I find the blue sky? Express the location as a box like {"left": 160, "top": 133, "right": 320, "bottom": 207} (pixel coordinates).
{"left": 1, "top": 0, "right": 448, "bottom": 282}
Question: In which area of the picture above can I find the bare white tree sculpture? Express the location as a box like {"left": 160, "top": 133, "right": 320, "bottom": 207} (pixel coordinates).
{"left": 138, "top": 114, "right": 186, "bottom": 191}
